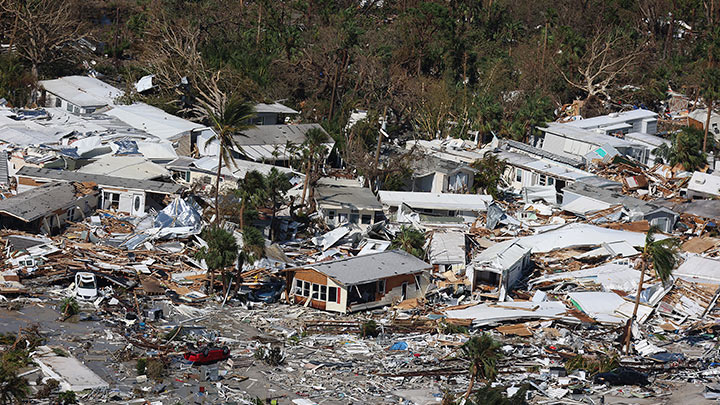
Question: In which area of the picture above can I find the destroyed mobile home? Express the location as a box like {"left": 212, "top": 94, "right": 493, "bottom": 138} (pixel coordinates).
{"left": 3, "top": 76, "right": 720, "bottom": 405}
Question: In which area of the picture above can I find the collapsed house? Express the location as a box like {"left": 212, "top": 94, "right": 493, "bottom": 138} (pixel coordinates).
{"left": 0, "top": 181, "right": 98, "bottom": 234}
{"left": 286, "top": 250, "right": 430, "bottom": 313}
{"left": 377, "top": 191, "right": 491, "bottom": 222}
{"left": 314, "top": 177, "right": 385, "bottom": 230}
{"left": 467, "top": 238, "right": 532, "bottom": 300}
{"left": 16, "top": 166, "right": 183, "bottom": 216}
{"left": 561, "top": 182, "right": 678, "bottom": 232}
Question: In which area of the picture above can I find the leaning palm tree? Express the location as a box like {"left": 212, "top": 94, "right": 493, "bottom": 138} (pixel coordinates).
{"left": 460, "top": 334, "right": 503, "bottom": 400}
{"left": 625, "top": 226, "right": 680, "bottom": 353}
{"left": 207, "top": 97, "right": 255, "bottom": 224}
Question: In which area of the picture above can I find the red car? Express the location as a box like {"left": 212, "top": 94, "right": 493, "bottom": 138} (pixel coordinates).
{"left": 184, "top": 346, "right": 230, "bottom": 365}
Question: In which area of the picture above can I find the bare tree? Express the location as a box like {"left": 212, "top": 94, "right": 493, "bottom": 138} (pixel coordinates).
{"left": 1, "top": 0, "right": 85, "bottom": 80}
{"left": 558, "top": 30, "right": 642, "bottom": 100}
{"left": 142, "top": 13, "right": 255, "bottom": 122}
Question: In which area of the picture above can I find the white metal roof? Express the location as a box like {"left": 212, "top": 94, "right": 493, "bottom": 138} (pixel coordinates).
{"left": 135, "top": 141, "right": 178, "bottom": 161}
{"left": 378, "top": 191, "right": 492, "bottom": 211}
{"left": 564, "top": 109, "right": 657, "bottom": 130}
{"left": 688, "top": 171, "right": 720, "bottom": 197}
{"left": 529, "top": 262, "right": 641, "bottom": 291}
{"left": 674, "top": 255, "right": 720, "bottom": 284}
{"left": 78, "top": 156, "right": 169, "bottom": 180}
{"left": 473, "top": 238, "right": 530, "bottom": 270}
{"left": 541, "top": 123, "right": 642, "bottom": 148}
{"left": 428, "top": 231, "right": 465, "bottom": 265}
{"left": 498, "top": 150, "right": 592, "bottom": 181}
{"left": 39, "top": 76, "right": 123, "bottom": 108}
{"left": 105, "top": 103, "right": 203, "bottom": 141}
{"left": 519, "top": 223, "right": 659, "bottom": 253}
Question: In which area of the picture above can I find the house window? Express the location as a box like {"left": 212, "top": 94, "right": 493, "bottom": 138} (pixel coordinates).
{"left": 302, "top": 281, "right": 310, "bottom": 297}
{"left": 66, "top": 103, "right": 75, "bottom": 112}
{"left": 67, "top": 208, "right": 75, "bottom": 221}
{"left": 103, "top": 192, "right": 120, "bottom": 209}
{"left": 349, "top": 210, "right": 359, "bottom": 224}
{"left": 134, "top": 195, "right": 142, "bottom": 211}
{"left": 312, "top": 283, "right": 320, "bottom": 299}
{"left": 55, "top": 98, "right": 62, "bottom": 108}
{"left": 361, "top": 214, "right": 372, "bottom": 224}
{"left": 328, "top": 210, "right": 336, "bottom": 221}
{"left": 538, "top": 174, "right": 547, "bottom": 186}
{"left": 414, "top": 275, "right": 421, "bottom": 290}
{"left": 515, "top": 168, "right": 523, "bottom": 182}
{"left": 295, "top": 279, "right": 303, "bottom": 295}
{"left": 374, "top": 211, "right": 385, "bottom": 223}
{"left": 338, "top": 213, "right": 348, "bottom": 224}
{"left": 377, "top": 279, "right": 385, "bottom": 294}
{"left": 320, "top": 285, "right": 327, "bottom": 301}
{"left": 184, "top": 171, "right": 191, "bottom": 182}
{"left": 547, "top": 177, "right": 555, "bottom": 186}
{"left": 328, "top": 286, "right": 338, "bottom": 303}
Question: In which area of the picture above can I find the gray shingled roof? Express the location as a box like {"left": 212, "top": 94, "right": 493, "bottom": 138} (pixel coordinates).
{"left": 16, "top": 166, "right": 184, "bottom": 194}
{"left": 0, "top": 182, "right": 87, "bottom": 222}
{"left": 314, "top": 179, "right": 383, "bottom": 211}
{"left": 308, "top": 250, "right": 430, "bottom": 285}
{"left": 233, "top": 123, "right": 328, "bottom": 146}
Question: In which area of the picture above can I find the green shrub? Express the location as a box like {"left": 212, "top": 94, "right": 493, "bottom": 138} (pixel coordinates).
{"left": 361, "top": 320, "right": 379, "bottom": 338}
{"left": 136, "top": 358, "right": 147, "bottom": 375}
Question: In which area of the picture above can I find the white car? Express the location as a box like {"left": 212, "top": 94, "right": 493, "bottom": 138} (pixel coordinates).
{"left": 74, "top": 272, "right": 98, "bottom": 301}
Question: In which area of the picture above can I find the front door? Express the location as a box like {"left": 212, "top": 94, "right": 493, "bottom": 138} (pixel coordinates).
{"left": 131, "top": 194, "right": 145, "bottom": 216}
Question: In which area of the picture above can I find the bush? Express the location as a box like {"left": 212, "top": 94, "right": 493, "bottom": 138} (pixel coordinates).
{"left": 35, "top": 378, "right": 59, "bottom": 398}
{"left": 361, "top": 320, "right": 379, "bottom": 338}
{"left": 565, "top": 354, "right": 618, "bottom": 376}
{"left": 146, "top": 359, "right": 165, "bottom": 381}
{"left": 254, "top": 346, "right": 284, "bottom": 366}
{"left": 136, "top": 358, "right": 147, "bottom": 375}
{"left": 60, "top": 297, "right": 79, "bottom": 317}
{"left": 58, "top": 390, "right": 77, "bottom": 404}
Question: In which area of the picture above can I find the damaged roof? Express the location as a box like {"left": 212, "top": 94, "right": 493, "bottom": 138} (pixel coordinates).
{"left": 473, "top": 238, "right": 531, "bottom": 270}
{"left": 378, "top": 191, "right": 491, "bottom": 211}
{"left": 306, "top": 249, "right": 430, "bottom": 285}
{"left": 0, "top": 182, "right": 93, "bottom": 222}
{"left": 16, "top": 166, "right": 183, "bottom": 195}
{"left": 315, "top": 178, "right": 382, "bottom": 211}
{"left": 39, "top": 76, "right": 123, "bottom": 108}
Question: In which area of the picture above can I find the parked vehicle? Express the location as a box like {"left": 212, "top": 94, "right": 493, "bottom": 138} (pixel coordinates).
{"left": 183, "top": 346, "right": 230, "bottom": 365}
{"left": 74, "top": 272, "right": 98, "bottom": 301}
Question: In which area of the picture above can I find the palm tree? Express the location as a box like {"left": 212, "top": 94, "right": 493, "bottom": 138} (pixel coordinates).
{"left": 624, "top": 226, "right": 680, "bottom": 353}
{"left": 471, "top": 154, "right": 507, "bottom": 199}
{"left": 235, "top": 170, "right": 267, "bottom": 229}
{"left": 207, "top": 97, "right": 255, "bottom": 224}
{"left": 299, "top": 128, "right": 329, "bottom": 208}
{"left": 0, "top": 364, "right": 29, "bottom": 404}
{"left": 391, "top": 226, "right": 426, "bottom": 258}
{"left": 195, "top": 226, "right": 238, "bottom": 297}
{"left": 265, "top": 168, "right": 292, "bottom": 241}
{"left": 460, "top": 334, "right": 503, "bottom": 400}
{"left": 652, "top": 126, "right": 712, "bottom": 172}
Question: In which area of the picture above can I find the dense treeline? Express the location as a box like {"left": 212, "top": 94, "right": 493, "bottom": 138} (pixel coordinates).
{"left": 1, "top": 0, "right": 720, "bottom": 144}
